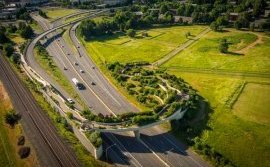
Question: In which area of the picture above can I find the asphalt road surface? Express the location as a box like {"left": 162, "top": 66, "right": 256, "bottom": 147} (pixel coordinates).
{"left": 0, "top": 54, "right": 80, "bottom": 167}
{"left": 28, "top": 12, "right": 210, "bottom": 167}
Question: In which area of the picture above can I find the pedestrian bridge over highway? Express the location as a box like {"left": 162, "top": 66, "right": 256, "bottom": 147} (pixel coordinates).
{"left": 81, "top": 108, "right": 187, "bottom": 139}
{"left": 23, "top": 8, "right": 189, "bottom": 140}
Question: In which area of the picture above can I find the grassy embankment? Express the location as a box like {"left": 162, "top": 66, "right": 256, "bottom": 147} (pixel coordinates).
{"left": 42, "top": 7, "right": 78, "bottom": 22}
{"left": 81, "top": 24, "right": 270, "bottom": 167}
{"left": 78, "top": 25, "right": 206, "bottom": 111}
{"left": 163, "top": 29, "right": 270, "bottom": 167}
{"left": 0, "top": 82, "right": 38, "bottom": 167}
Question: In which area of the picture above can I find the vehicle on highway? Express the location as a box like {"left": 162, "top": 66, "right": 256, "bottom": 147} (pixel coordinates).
{"left": 67, "top": 98, "right": 74, "bottom": 104}
{"left": 72, "top": 78, "right": 85, "bottom": 90}
{"left": 80, "top": 70, "right": 84, "bottom": 73}
{"left": 74, "top": 62, "right": 78, "bottom": 66}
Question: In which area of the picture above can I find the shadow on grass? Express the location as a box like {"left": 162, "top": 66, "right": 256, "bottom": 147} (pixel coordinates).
{"left": 222, "top": 51, "right": 244, "bottom": 56}
{"left": 84, "top": 32, "right": 126, "bottom": 43}
{"left": 169, "top": 97, "right": 213, "bottom": 146}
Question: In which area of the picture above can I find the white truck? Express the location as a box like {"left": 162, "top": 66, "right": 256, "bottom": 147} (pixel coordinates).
{"left": 72, "top": 78, "right": 84, "bottom": 90}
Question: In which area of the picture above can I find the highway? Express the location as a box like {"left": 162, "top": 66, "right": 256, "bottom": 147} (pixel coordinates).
{"left": 31, "top": 14, "right": 165, "bottom": 167}
{"left": 27, "top": 10, "right": 210, "bottom": 167}
{"left": 69, "top": 19, "right": 210, "bottom": 167}
{"left": 0, "top": 54, "right": 80, "bottom": 167}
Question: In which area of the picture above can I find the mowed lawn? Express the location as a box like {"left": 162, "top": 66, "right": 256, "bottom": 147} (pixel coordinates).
{"left": 169, "top": 72, "right": 270, "bottom": 167}
{"left": 81, "top": 25, "right": 206, "bottom": 65}
{"left": 163, "top": 30, "right": 270, "bottom": 73}
{"left": 0, "top": 82, "right": 37, "bottom": 167}
{"left": 42, "top": 8, "right": 79, "bottom": 21}
{"left": 233, "top": 83, "right": 270, "bottom": 125}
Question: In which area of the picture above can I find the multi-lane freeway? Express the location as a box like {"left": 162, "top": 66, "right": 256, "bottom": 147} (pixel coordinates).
{"left": 25, "top": 10, "right": 210, "bottom": 167}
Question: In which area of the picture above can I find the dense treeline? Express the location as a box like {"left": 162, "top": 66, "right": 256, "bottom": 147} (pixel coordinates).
{"left": 78, "top": 0, "right": 269, "bottom": 39}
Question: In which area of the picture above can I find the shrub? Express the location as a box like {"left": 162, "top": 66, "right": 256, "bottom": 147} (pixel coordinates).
{"left": 132, "top": 114, "right": 158, "bottom": 125}
{"left": 219, "top": 39, "right": 229, "bottom": 53}
{"left": 17, "top": 136, "right": 25, "bottom": 146}
{"left": 67, "top": 112, "right": 73, "bottom": 119}
{"left": 4, "top": 110, "right": 20, "bottom": 127}
{"left": 126, "top": 29, "right": 136, "bottom": 37}
{"left": 3, "top": 43, "right": 14, "bottom": 57}
{"left": 88, "top": 131, "right": 102, "bottom": 148}
{"left": 18, "top": 146, "right": 30, "bottom": 159}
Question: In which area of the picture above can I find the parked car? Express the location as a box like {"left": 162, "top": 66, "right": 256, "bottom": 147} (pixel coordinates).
{"left": 74, "top": 62, "right": 78, "bottom": 66}
{"left": 80, "top": 70, "right": 84, "bottom": 73}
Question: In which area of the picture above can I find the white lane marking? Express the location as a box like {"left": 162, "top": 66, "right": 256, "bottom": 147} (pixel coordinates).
{"left": 161, "top": 133, "right": 204, "bottom": 167}
{"left": 108, "top": 133, "right": 143, "bottom": 167}
{"left": 36, "top": 17, "right": 68, "bottom": 68}
{"left": 37, "top": 15, "right": 117, "bottom": 116}
{"left": 69, "top": 27, "right": 122, "bottom": 106}
{"left": 53, "top": 31, "right": 118, "bottom": 116}
{"left": 135, "top": 135, "right": 171, "bottom": 167}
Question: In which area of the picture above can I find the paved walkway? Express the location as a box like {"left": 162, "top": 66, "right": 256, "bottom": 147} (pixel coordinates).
{"left": 152, "top": 28, "right": 211, "bottom": 66}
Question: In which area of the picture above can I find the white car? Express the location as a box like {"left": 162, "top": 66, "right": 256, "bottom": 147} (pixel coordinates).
{"left": 80, "top": 70, "right": 84, "bottom": 73}
{"left": 67, "top": 98, "right": 74, "bottom": 104}
{"left": 64, "top": 67, "right": 67, "bottom": 70}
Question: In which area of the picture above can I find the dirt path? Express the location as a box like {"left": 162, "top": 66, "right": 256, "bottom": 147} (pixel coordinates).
{"left": 236, "top": 33, "right": 263, "bottom": 54}
{"left": 152, "top": 28, "right": 211, "bottom": 66}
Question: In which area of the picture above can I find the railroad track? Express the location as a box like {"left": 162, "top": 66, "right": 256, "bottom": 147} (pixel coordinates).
{"left": 0, "top": 55, "right": 80, "bottom": 167}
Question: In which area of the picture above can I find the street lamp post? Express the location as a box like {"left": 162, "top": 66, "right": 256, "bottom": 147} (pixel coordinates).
{"left": 105, "top": 143, "right": 116, "bottom": 162}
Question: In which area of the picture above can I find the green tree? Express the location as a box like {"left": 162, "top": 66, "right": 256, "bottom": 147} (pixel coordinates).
{"left": 4, "top": 43, "right": 14, "bottom": 57}
{"left": 11, "top": 53, "right": 20, "bottom": 64}
{"left": 160, "top": 4, "right": 169, "bottom": 14}
{"left": 0, "top": 31, "right": 8, "bottom": 44}
{"left": 210, "top": 21, "right": 219, "bottom": 31}
{"left": 7, "top": 24, "right": 17, "bottom": 33}
{"left": 185, "top": 31, "right": 191, "bottom": 38}
{"left": 126, "top": 29, "right": 136, "bottom": 38}
{"left": 67, "top": 112, "right": 73, "bottom": 119}
{"left": 5, "top": 110, "right": 20, "bottom": 127}
{"left": 38, "top": 9, "right": 48, "bottom": 18}
{"left": 219, "top": 38, "right": 229, "bottom": 53}
{"left": 20, "top": 26, "right": 33, "bottom": 39}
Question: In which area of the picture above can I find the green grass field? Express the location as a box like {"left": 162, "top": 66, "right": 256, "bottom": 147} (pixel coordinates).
{"left": 42, "top": 8, "right": 78, "bottom": 21}
{"left": 163, "top": 30, "right": 270, "bottom": 73}
{"left": 233, "top": 83, "right": 270, "bottom": 125}
{"left": 80, "top": 23, "right": 270, "bottom": 166}
{"left": 169, "top": 73, "right": 270, "bottom": 167}
{"left": 81, "top": 25, "right": 206, "bottom": 64}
